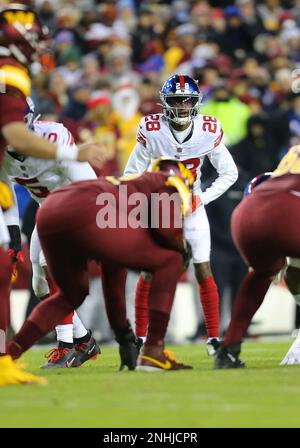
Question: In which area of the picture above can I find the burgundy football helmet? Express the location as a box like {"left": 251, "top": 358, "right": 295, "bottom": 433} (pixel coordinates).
{"left": 0, "top": 3, "right": 47, "bottom": 65}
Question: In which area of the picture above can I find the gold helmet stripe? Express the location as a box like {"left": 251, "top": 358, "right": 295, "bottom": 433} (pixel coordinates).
{"left": 165, "top": 176, "right": 191, "bottom": 215}
{"left": 0, "top": 65, "right": 31, "bottom": 97}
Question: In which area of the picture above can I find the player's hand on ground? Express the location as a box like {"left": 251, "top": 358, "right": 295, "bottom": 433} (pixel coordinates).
{"left": 77, "top": 142, "right": 107, "bottom": 168}
{"left": 280, "top": 341, "right": 300, "bottom": 365}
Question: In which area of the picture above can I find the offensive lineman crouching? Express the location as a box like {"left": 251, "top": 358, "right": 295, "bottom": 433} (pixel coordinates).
{"left": 7, "top": 159, "right": 195, "bottom": 371}
{"left": 215, "top": 145, "right": 300, "bottom": 368}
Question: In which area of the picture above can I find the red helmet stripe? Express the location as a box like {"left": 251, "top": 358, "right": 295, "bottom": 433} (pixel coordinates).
{"left": 179, "top": 75, "right": 185, "bottom": 92}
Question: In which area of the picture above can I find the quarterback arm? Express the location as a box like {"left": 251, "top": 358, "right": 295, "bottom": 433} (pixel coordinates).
{"left": 201, "top": 143, "right": 238, "bottom": 205}
{"left": 124, "top": 142, "right": 152, "bottom": 175}
{"left": 2, "top": 123, "right": 104, "bottom": 165}
{"left": 59, "top": 159, "right": 97, "bottom": 182}
{"left": 53, "top": 127, "right": 97, "bottom": 181}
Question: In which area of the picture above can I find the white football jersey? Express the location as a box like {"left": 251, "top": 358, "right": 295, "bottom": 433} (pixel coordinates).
{"left": 3, "top": 121, "right": 96, "bottom": 205}
{"left": 124, "top": 113, "right": 238, "bottom": 205}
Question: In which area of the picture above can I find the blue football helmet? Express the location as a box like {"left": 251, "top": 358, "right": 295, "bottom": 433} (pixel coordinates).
{"left": 160, "top": 74, "right": 202, "bottom": 125}
{"left": 244, "top": 172, "right": 273, "bottom": 197}
{"left": 24, "top": 97, "right": 35, "bottom": 128}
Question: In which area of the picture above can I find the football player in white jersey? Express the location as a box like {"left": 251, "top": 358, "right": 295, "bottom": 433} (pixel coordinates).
{"left": 2, "top": 98, "right": 101, "bottom": 368}
{"left": 124, "top": 74, "right": 238, "bottom": 354}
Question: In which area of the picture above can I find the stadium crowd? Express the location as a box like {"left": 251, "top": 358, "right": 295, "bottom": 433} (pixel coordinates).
{"left": 13, "top": 0, "right": 300, "bottom": 339}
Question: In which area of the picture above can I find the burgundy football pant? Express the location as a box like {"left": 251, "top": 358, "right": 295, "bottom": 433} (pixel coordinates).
{"left": 7, "top": 188, "right": 183, "bottom": 357}
{"left": 224, "top": 192, "right": 300, "bottom": 345}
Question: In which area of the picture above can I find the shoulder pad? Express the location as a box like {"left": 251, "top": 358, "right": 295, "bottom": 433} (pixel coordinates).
{"left": 0, "top": 65, "right": 30, "bottom": 98}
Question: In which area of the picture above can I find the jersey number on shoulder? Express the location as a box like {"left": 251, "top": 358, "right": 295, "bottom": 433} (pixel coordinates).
{"left": 145, "top": 115, "right": 160, "bottom": 131}
{"left": 14, "top": 177, "right": 50, "bottom": 198}
{"left": 202, "top": 116, "right": 217, "bottom": 134}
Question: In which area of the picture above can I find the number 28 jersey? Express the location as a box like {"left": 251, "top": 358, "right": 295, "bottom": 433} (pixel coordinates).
{"left": 124, "top": 113, "right": 238, "bottom": 205}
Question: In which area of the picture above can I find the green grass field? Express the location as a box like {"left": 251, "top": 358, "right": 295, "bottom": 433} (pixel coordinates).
{"left": 1, "top": 340, "right": 300, "bottom": 428}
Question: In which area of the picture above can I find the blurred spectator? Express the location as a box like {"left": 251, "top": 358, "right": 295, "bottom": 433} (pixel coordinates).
{"left": 138, "top": 77, "right": 161, "bottom": 116}
{"left": 31, "top": 73, "right": 57, "bottom": 119}
{"left": 60, "top": 82, "right": 90, "bottom": 121}
{"left": 105, "top": 45, "right": 140, "bottom": 88}
{"left": 238, "top": 0, "right": 265, "bottom": 40}
{"left": 231, "top": 114, "right": 281, "bottom": 179}
{"left": 78, "top": 90, "right": 119, "bottom": 176}
{"left": 201, "top": 82, "right": 251, "bottom": 146}
{"left": 55, "top": 30, "right": 82, "bottom": 67}
{"left": 216, "top": 5, "right": 253, "bottom": 59}
{"left": 80, "top": 54, "right": 101, "bottom": 88}
{"left": 112, "top": 85, "right": 142, "bottom": 171}
{"left": 48, "top": 70, "right": 69, "bottom": 114}
{"left": 257, "top": 0, "right": 283, "bottom": 32}
{"left": 163, "top": 23, "right": 198, "bottom": 76}
{"left": 131, "top": 6, "right": 157, "bottom": 64}
{"left": 36, "top": 0, "right": 58, "bottom": 31}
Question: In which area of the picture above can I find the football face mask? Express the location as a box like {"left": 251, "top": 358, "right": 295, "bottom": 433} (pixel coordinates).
{"left": 164, "top": 95, "right": 199, "bottom": 125}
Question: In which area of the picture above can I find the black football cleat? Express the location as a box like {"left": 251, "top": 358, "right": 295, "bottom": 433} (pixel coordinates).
{"left": 115, "top": 323, "right": 139, "bottom": 371}
{"left": 75, "top": 331, "right": 101, "bottom": 365}
{"left": 41, "top": 346, "right": 80, "bottom": 369}
{"left": 214, "top": 343, "right": 245, "bottom": 369}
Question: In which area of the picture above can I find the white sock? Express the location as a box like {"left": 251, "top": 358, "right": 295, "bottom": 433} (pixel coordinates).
{"left": 138, "top": 336, "right": 146, "bottom": 343}
{"left": 292, "top": 326, "right": 300, "bottom": 350}
{"left": 72, "top": 311, "right": 88, "bottom": 339}
{"left": 55, "top": 324, "right": 73, "bottom": 344}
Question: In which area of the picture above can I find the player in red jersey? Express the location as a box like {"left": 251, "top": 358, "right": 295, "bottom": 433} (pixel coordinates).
{"left": 7, "top": 159, "right": 195, "bottom": 371}
{"left": 215, "top": 145, "right": 300, "bottom": 368}
{"left": 0, "top": 3, "right": 105, "bottom": 385}
{"left": 0, "top": 178, "right": 46, "bottom": 385}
